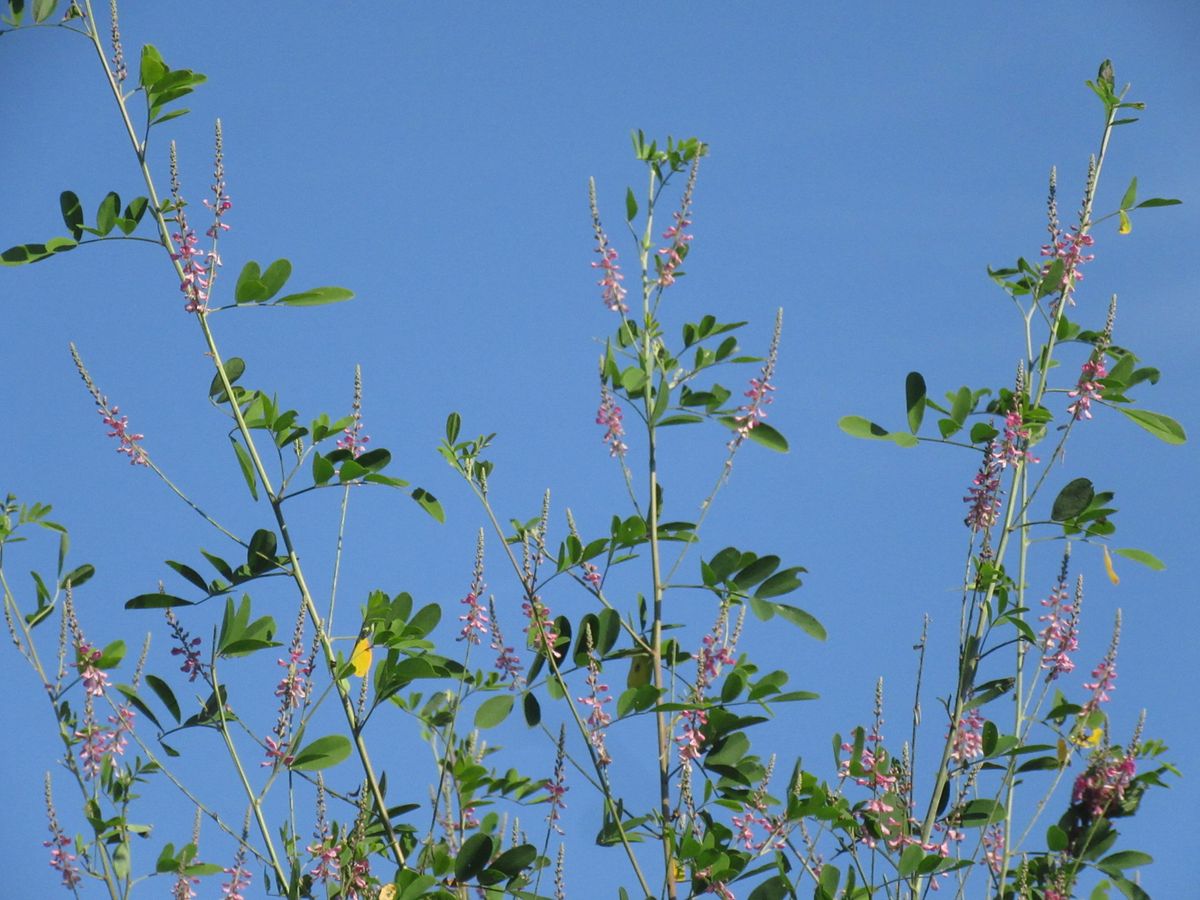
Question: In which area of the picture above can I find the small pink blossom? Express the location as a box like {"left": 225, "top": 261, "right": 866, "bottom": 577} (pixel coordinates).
{"left": 949, "top": 708, "right": 985, "bottom": 762}
{"left": 546, "top": 726, "right": 569, "bottom": 834}
{"left": 994, "top": 403, "right": 1039, "bottom": 468}
{"left": 1039, "top": 560, "right": 1080, "bottom": 679}
{"left": 458, "top": 591, "right": 490, "bottom": 644}
{"left": 1073, "top": 750, "right": 1136, "bottom": 819}
{"left": 578, "top": 652, "right": 612, "bottom": 767}
{"left": 522, "top": 595, "right": 558, "bottom": 657}
{"left": 676, "top": 708, "right": 709, "bottom": 763}
{"left": 99, "top": 406, "right": 149, "bottom": 466}
{"left": 729, "top": 310, "right": 781, "bottom": 450}
{"left": 1041, "top": 226, "right": 1095, "bottom": 307}
{"left": 488, "top": 598, "right": 524, "bottom": 687}
{"left": 75, "top": 642, "right": 110, "bottom": 696}
{"left": 1067, "top": 355, "right": 1108, "bottom": 421}
{"left": 982, "top": 825, "right": 1005, "bottom": 875}
{"left": 262, "top": 735, "right": 295, "bottom": 768}
{"left": 963, "top": 441, "right": 1002, "bottom": 532}
{"left": 596, "top": 385, "right": 627, "bottom": 457}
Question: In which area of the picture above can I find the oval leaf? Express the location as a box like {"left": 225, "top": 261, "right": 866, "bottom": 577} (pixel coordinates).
{"left": 1118, "top": 408, "right": 1186, "bottom": 445}
{"left": 274, "top": 286, "right": 354, "bottom": 307}
{"left": 454, "top": 833, "right": 494, "bottom": 883}
{"left": 290, "top": 734, "right": 352, "bottom": 771}
{"left": 1112, "top": 547, "right": 1165, "bottom": 571}
{"left": 905, "top": 371, "right": 927, "bottom": 434}
{"left": 1051, "top": 477, "right": 1094, "bottom": 522}
{"left": 474, "top": 694, "right": 514, "bottom": 729}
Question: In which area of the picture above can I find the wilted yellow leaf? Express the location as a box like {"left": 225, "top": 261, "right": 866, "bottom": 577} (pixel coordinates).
{"left": 351, "top": 637, "right": 373, "bottom": 677}
{"left": 1118, "top": 209, "right": 1132, "bottom": 234}
{"left": 1103, "top": 545, "right": 1120, "bottom": 585}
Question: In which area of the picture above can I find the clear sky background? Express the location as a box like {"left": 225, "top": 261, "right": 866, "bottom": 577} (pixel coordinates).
{"left": 2, "top": 2, "right": 1198, "bottom": 896}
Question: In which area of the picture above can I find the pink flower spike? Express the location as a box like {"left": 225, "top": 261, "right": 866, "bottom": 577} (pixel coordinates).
{"left": 588, "top": 178, "right": 629, "bottom": 313}
{"left": 596, "top": 383, "right": 628, "bottom": 457}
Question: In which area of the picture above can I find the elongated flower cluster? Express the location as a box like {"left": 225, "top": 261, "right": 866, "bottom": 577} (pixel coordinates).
{"left": 458, "top": 531, "right": 489, "bottom": 644}
{"left": 589, "top": 178, "right": 628, "bottom": 313}
{"left": 43, "top": 776, "right": 82, "bottom": 889}
{"left": 220, "top": 846, "right": 252, "bottom": 900}
{"left": 1072, "top": 749, "right": 1136, "bottom": 819}
{"left": 75, "top": 699, "right": 135, "bottom": 778}
{"left": 204, "top": 120, "right": 233, "bottom": 238}
{"left": 1081, "top": 611, "right": 1121, "bottom": 716}
{"left": 963, "top": 441, "right": 1002, "bottom": 532}
{"left": 596, "top": 383, "right": 627, "bottom": 457}
{"left": 1041, "top": 226, "right": 1096, "bottom": 307}
{"left": 546, "top": 725, "right": 569, "bottom": 834}
{"left": 949, "top": 708, "right": 986, "bottom": 762}
{"left": 657, "top": 159, "right": 698, "bottom": 287}
{"left": 488, "top": 597, "right": 523, "bottom": 687}
{"left": 166, "top": 609, "right": 207, "bottom": 682}
{"left": 1040, "top": 557, "right": 1080, "bottom": 679}
{"left": 730, "top": 310, "right": 782, "bottom": 450}
{"left": 266, "top": 609, "right": 314, "bottom": 767}
{"left": 71, "top": 343, "right": 150, "bottom": 466}
{"left": 522, "top": 595, "right": 558, "bottom": 657}
{"left": 337, "top": 365, "right": 371, "bottom": 458}
{"left": 578, "top": 649, "right": 612, "bottom": 767}
{"left": 75, "top": 642, "right": 111, "bottom": 696}
{"left": 1067, "top": 355, "right": 1108, "bottom": 421}
{"left": 169, "top": 142, "right": 221, "bottom": 313}
{"left": 982, "top": 825, "right": 1005, "bottom": 875}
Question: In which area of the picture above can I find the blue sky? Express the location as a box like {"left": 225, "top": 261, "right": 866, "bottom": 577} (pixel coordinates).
{"left": 2, "top": 2, "right": 1198, "bottom": 895}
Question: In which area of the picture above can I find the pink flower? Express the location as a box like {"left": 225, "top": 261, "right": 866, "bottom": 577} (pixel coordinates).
{"left": 982, "top": 825, "right": 1005, "bottom": 875}
{"left": 522, "top": 596, "right": 558, "bottom": 657}
{"left": 949, "top": 708, "right": 985, "bottom": 762}
{"left": 75, "top": 643, "right": 110, "bottom": 696}
{"left": 546, "top": 726, "right": 569, "bottom": 834}
{"left": 458, "top": 591, "right": 490, "bottom": 644}
{"left": 1041, "top": 226, "right": 1095, "bottom": 307}
{"left": 1073, "top": 751, "right": 1136, "bottom": 819}
{"left": 274, "top": 645, "right": 313, "bottom": 708}
{"left": 262, "top": 735, "right": 295, "bottom": 768}
{"left": 582, "top": 561, "right": 603, "bottom": 587}
{"left": 578, "top": 652, "right": 612, "bottom": 766}
{"left": 1081, "top": 612, "right": 1121, "bottom": 716}
{"left": 221, "top": 861, "right": 252, "bottom": 900}
{"left": 167, "top": 611, "right": 207, "bottom": 682}
{"left": 596, "top": 385, "right": 628, "bottom": 457}
{"left": 963, "top": 442, "right": 1002, "bottom": 532}
{"left": 99, "top": 405, "right": 149, "bottom": 466}
{"left": 488, "top": 598, "right": 524, "bottom": 688}
{"left": 994, "top": 403, "right": 1039, "bottom": 467}
{"left": 336, "top": 366, "right": 370, "bottom": 458}
{"left": 657, "top": 210, "right": 694, "bottom": 287}
{"left": 676, "top": 708, "right": 709, "bottom": 763}
{"left": 730, "top": 310, "right": 781, "bottom": 450}
{"left": 1067, "top": 355, "right": 1108, "bottom": 421}
{"left": 1039, "top": 560, "right": 1080, "bottom": 679}
{"left": 306, "top": 839, "right": 340, "bottom": 884}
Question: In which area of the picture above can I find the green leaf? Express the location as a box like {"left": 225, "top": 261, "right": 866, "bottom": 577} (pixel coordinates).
{"left": 125, "top": 593, "right": 193, "bottom": 609}
{"left": 837, "top": 415, "right": 918, "bottom": 447}
{"left": 60, "top": 191, "right": 83, "bottom": 240}
{"left": 1099, "top": 850, "right": 1153, "bottom": 870}
{"left": 775, "top": 603, "right": 826, "bottom": 640}
{"left": 247, "top": 529, "right": 278, "bottom": 573}
{"left": 489, "top": 844, "right": 537, "bottom": 878}
{"left": 755, "top": 568, "right": 805, "bottom": 600}
{"left": 312, "top": 454, "right": 334, "bottom": 485}
{"left": 445, "top": 412, "right": 461, "bottom": 443}
{"left": 1, "top": 238, "right": 79, "bottom": 265}
{"left": 625, "top": 187, "right": 638, "bottom": 222}
{"left": 139, "top": 45, "right": 167, "bottom": 89}
{"left": 959, "top": 798, "right": 1005, "bottom": 826}
{"left": 522, "top": 692, "right": 541, "bottom": 727}
{"left": 411, "top": 488, "right": 444, "bottom": 523}
{"left": 259, "top": 259, "right": 292, "bottom": 298}
{"left": 32, "top": 0, "right": 55, "bottom": 23}
{"left": 274, "top": 286, "right": 354, "bottom": 306}
{"left": 234, "top": 261, "right": 265, "bottom": 303}
{"left": 905, "top": 371, "right": 926, "bottom": 433}
{"left": 474, "top": 695, "right": 514, "bottom": 729}
{"left": 59, "top": 563, "right": 94, "bottom": 590}
{"left": 1134, "top": 198, "right": 1181, "bottom": 208}
{"left": 208, "top": 357, "right": 245, "bottom": 401}
{"left": 290, "top": 734, "right": 352, "bottom": 771}
{"left": 454, "top": 833, "right": 494, "bottom": 883}
{"left": 1046, "top": 824, "right": 1068, "bottom": 852}
{"left": 96, "top": 191, "right": 120, "bottom": 236}
{"left": 146, "top": 674, "right": 181, "bottom": 722}
{"left": 1112, "top": 547, "right": 1165, "bottom": 571}
{"left": 1118, "top": 408, "right": 1186, "bottom": 445}
{"left": 230, "top": 438, "right": 258, "bottom": 500}
{"left": 1119, "top": 176, "right": 1137, "bottom": 210}
{"left": 744, "top": 421, "right": 788, "bottom": 452}
{"left": 1051, "top": 477, "right": 1094, "bottom": 522}
{"left": 746, "top": 875, "right": 789, "bottom": 900}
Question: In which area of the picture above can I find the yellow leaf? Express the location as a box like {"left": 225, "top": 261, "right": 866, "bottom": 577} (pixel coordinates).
{"left": 1118, "top": 209, "right": 1132, "bottom": 234}
{"left": 1103, "top": 545, "right": 1120, "bottom": 585}
{"left": 351, "top": 637, "right": 373, "bottom": 677}
{"left": 1056, "top": 738, "right": 1070, "bottom": 767}
{"left": 627, "top": 652, "right": 651, "bottom": 688}
{"left": 378, "top": 886, "right": 397, "bottom": 900}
